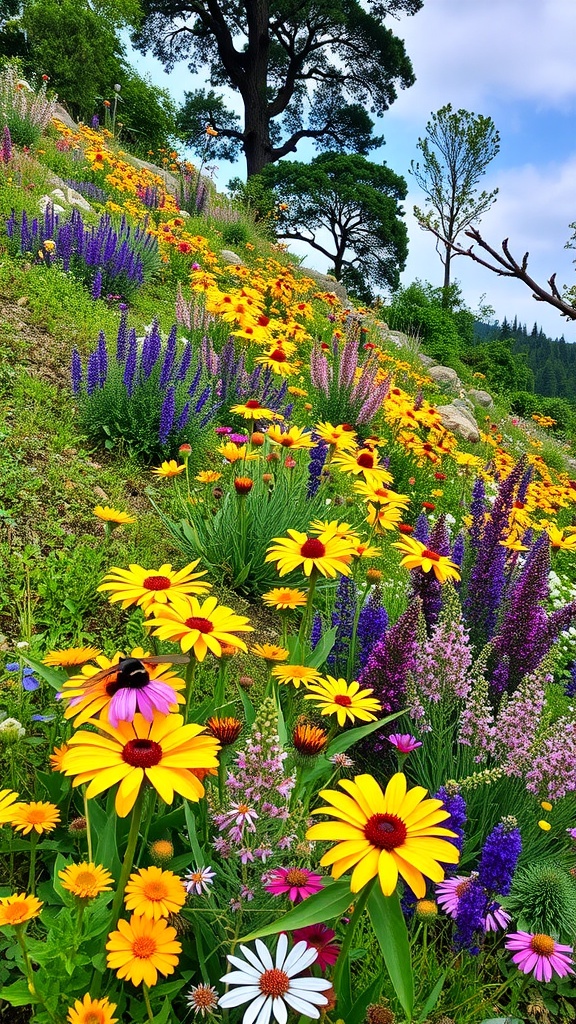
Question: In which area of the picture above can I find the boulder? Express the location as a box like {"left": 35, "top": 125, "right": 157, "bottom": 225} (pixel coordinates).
{"left": 39, "top": 195, "right": 65, "bottom": 214}
{"left": 426, "top": 364, "right": 461, "bottom": 390}
{"left": 437, "top": 403, "right": 480, "bottom": 443}
{"left": 469, "top": 388, "right": 494, "bottom": 409}
{"left": 453, "top": 397, "right": 475, "bottom": 414}
{"left": 220, "top": 249, "right": 244, "bottom": 265}
{"left": 301, "top": 267, "right": 349, "bottom": 302}
{"left": 383, "top": 329, "right": 411, "bottom": 349}
{"left": 418, "top": 353, "right": 437, "bottom": 367}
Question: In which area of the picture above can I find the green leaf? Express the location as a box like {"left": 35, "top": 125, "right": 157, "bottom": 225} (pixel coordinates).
{"left": 307, "top": 626, "right": 337, "bottom": 669}
{"left": 22, "top": 657, "right": 66, "bottom": 691}
{"left": 417, "top": 973, "right": 446, "bottom": 1022}
{"left": 367, "top": 886, "right": 414, "bottom": 1022}
{"left": 0, "top": 978, "right": 40, "bottom": 1005}
{"left": 240, "top": 879, "right": 353, "bottom": 941}
{"left": 326, "top": 710, "right": 404, "bottom": 755}
{"left": 237, "top": 682, "right": 256, "bottom": 727}
{"left": 94, "top": 803, "right": 120, "bottom": 877}
{"left": 151, "top": 996, "right": 173, "bottom": 1023}
{"left": 184, "top": 802, "right": 205, "bottom": 866}
{"left": 346, "top": 974, "right": 383, "bottom": 1024}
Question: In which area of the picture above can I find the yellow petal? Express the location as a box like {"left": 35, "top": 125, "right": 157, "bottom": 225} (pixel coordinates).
{"left": 377, "top": 849, "right": 399, "bottom": 896}
{"left": 306, "top": 822, "right": 364, "bottom": 842}
{"left": 339, "top": 776, "right": 385, "bottom": 818}
{"left": 384, "top": 773, "right": 407, "bottom": 815}
{"left": 350, "top": 848, "right": 380, "bottom": 892}
{"left": 393, "top": 853, "right": 426, "bottom": 897}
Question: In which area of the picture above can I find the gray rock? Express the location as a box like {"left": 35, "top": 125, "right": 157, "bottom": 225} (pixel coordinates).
{"left": 453, "top": 397, "right": 475, "bottom": 414}
{"left": 418, "top": 353, "right": 437, "bottom": 367}
{"left": 383, "top": 329, "right": 411, "bottom": 349}
{"left": 301, "top": 267, "right": 349, "bottom": 303}
{"left": 220, "top": 249, "right": 244, "bottom": 265}
{"left": 52, "top": 103, "right": 77, "bottom": 130}
{"left": 437, "top": 403, "right": 480, "bottom": 443}
{"left": 427, "top": 364, "right": 461, "bottom": 389}
{"left": 469, "top": 388, "right": 494, "bottom": 409}
{"left": 39, "top": 195, "right": 65, "bottom": 214}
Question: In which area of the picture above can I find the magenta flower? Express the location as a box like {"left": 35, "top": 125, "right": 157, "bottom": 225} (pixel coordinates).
{"left": 387, "top": 733, "right": 422, "bottom": 754}
{"left": 567, "top": 827, "right": 576, "bottom": 841}
{"left": 483, "top": 901, "right": 511, "bottom": 932}
{"left": 436, "top": 876, "right": 510, "bottom": 933}
{"left": 293, "top": 924, "right": 340, "bottom": 970}
{"left": 505, "top": 931, "right": 574, "bottom": 983}
{"left": 264, "top": 867, "right": 324, "bottom": 903}
{"left": 107, "top": 675, "right": 179, "bottom": 727}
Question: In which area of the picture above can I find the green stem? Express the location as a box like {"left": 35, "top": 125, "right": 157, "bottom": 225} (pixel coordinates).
{"left": 332, "top": 880, "right": 374, "bottom": 995}
{"left": 108, "top": 788, "right": 145, "bottom": 934}
{"left": 136, "top": 789, "right": 157, "bottom": 867}
{"left": 15, "top": 926, "right": 37, "bottom": 999}
{"left": 185, "top": 658, "right": 197, "bottom": 722}
{"left": 83, "top": 786, "right": 93, "bottom": 862}
{"left": 143, "top": 983, "right": 155, "bottom": 1022}
{"left": 215, "top": 658, "right": 228, "bottom": 709}
{"left": 298, "top": 568, "right": 319, "bottom": 646}
{"left": 27, "top": 834, "right": 38, "bottom": 894}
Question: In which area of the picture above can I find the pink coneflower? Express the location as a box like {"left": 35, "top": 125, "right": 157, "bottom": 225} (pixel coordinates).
{"left": 107, "top": 674, "right": 180, "bottom": 727}
{"left": 436, "top": 876, "right": 510, "bottom": 933}
{"left": 483, "top": 901, "right": 511, "bottom": 932}
{"left": 215, "top": 426, "right": 232, "bottom": 435}
{"left": 292, "top": 924, "right": 340, "bottom": 970}
{"left": 505, "top": 931, "right": 574, "bottom": 983}
{"left": 387, "top": 733, "right": 422, "bottom": 754}
{"left": 264, "top": 867, "right": 324, "bottom": 903}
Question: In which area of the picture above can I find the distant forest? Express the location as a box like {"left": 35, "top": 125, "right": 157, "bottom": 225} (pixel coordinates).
{"left": 474, "top": 317, "right": 576, "bottom": 399}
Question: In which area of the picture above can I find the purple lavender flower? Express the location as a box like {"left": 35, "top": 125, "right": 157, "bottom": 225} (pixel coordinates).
{"left": 434, "top": 785, "right": 466, "bottom": 855}
{"left": 91, "top": 270, "right": 103, "bottom": 300}
{"left": 86, "top": 350, "right": 100, "bottom": 395}
{"left": 412, "top": 512, "right": 430, "bottom": 544}
{"left": 175, "top": 402, "right": 190, "bottom": 431}
{"left": 141, "top": 321, "right": 162, "bottom": 378}
{"left": 565, "top": 662, "right": 576, "bottom": 698}
{"left": 491, "top": 533, "right": 550, "bottom": 693}
{"left": 159, "top": 387, "right": 176, "bottom": 445}
{"left": 359, "top": 599, "right": 421, "bottom": 752}
{"left": 159, "top": 325, "right": 178, "bottom": 387}
{"left": 328, "top": 575, "right": 357, "bottom": 673}
{"left": 454, "top": 874, "right": 486, "bottom": 953}
{"left": 307, "top": 442, "right": 328, "bottom": 499}
{"left": 311, "top": 613, "right": 322, "bottom": 650}
{"left": 357, "top": 590, "right": 388, "bottom": 670}
{"left": 477, "top": 820, "right": 522, "bottom": 896}
{"left": 176, "top": 343, "right": 192, "bottom": 382}
{"left": 71, "top": 348, "right": 82, "bottom": 394}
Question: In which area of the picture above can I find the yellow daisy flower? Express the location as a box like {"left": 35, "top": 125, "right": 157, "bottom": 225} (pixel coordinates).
{"left": 251, "top": 643, "right": 289, "bottom": 662}
{"left": 60, "top": 711, "right": 220, "bottom": 818}
{"left": 314, "top": 422, "right": 357, "bottom": 450}
{"left": 391, "top": 536, "right": 461, "bottom": 584}
{"left": 0, "top": 789, "right": 20, "bottom": 824}
{"left": 124, "top": 866, "right": 186, "bottom": 919}
{"left": 332, "top": 447, "right": 393, "bottom": 484}
{"left": 67, "top": 994, "right": 117, "bottom": 1024}
{"left": 254, "top": 346, "right": 297, "bottom": 376}
{"left": 230, "top": 399, "right": 277, "bottom": 421}
{"left": 262, "top": 587, "right": 308, "bottom": 610}
{"left": 106, "top": 914, "right": 181, "bottom": 987}
{"left": 365, "top": 503, "right": 404, "bottom": 534}
{"left": 547, "top": 525, "right": 576, "bottom": 551}
{"left": 267, "top": 425, "right": 314, "bottom": 449}
{"left": 151, "top": 460, "right": 186, "bottom": 478}
{"left": 49, "top": 743, "right": 69, "bottom": 772}
{"left": 93, "top": 506, "right": 136, "bottom": 525}
{"left": 0, "top": 893, "right": 43, "bottom": 927}
{"left": 266, "top": 526, "right": 357, "bottom": 578}
{"left": 218, "top": 442, "right": 260, "bottom": 463}
{"left": 353, "top": 481, "right": 410, "bottom": 508}
{"left": 195, "top": 471, "right": 222, "bottom": 484}
{"left": 271, "top": 664, "right": 324, "bottom": 689}
{"left": 10, "top": 801, "right": 60, "bottom": 835}
{"left": 59, "top": 863, "right": 114, "bottom": 900}
{"left": 147, "top": 596, "right": 253, "bottom": 661}
{"left": 306, "top": 772, "right": 460, "bottom": 897}
{"left": 43, "top": 646, "right": 102, "bottom": 667}
{"left": 303, "top": 676, "right": 381, "bottom": 726}
{"left": 97, "top": 561, "right": 211, "bottom": 613}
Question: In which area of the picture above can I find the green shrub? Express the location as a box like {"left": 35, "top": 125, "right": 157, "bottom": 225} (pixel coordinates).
{"left": 4, "top": 110, "right": 41, "bottom": 148}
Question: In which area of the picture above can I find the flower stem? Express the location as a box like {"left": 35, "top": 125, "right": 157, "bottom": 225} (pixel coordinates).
{"left": 143, "top": 983, "right": 155, "bottom": 1022}
{"left": 27, "top": 834, "right": 38, "bottom": 894}
{"left": 298, "top": 568, "right": 319, "bottom": 645}
{"left": 108, "top": 788, "right": 145, "bottom": 934}
{"left": 185, "top": 657, "right": 197, "bottom": 722}
{"left": 332, "top": 879, "right": 374, "bottom": 995}
{"left": 83, "top": 785, "right": 93, "bottom": 862}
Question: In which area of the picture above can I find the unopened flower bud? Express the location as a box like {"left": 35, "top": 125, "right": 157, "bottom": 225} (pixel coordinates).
{"left": 239, "top": 675, "right": 254, "bottom": 690}
{"left": 150, "top": 839, "right": 174, "bottom": 865}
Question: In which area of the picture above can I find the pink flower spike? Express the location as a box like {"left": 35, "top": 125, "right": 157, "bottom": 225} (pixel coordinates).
{"left": 387, "top": 733, "right": 422, "bottom": 754}
{"left": 264, "top": 867, "right": 324, "bottom": 903}
{"left": 505, "top": 931, "right": 574, "bottom": 983}
{"left": 293, "top": 924, "right": 340, "bottom": 970}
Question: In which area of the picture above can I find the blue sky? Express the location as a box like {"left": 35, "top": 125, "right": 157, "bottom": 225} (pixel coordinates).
{"left": 127, "top": 0, "right": 576, "bottom": 339}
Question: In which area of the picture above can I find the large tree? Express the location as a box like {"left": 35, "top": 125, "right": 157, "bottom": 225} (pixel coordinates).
{"left": 133, "top": 0, "right": 422, "bottom": 177}
{"left": 262, "top": 152, "right": 408, "bottom": 300}
{"left": 411, "top": 103, "right": 500, "bottom": 307}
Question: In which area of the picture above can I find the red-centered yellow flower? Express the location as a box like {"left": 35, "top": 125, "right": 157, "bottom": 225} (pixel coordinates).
{"left": 106, "top": 914, "right": 181, "bottom": 987}
{"left": 266, "top": 526, "right": 357, "bottom": 578}
{"left": 10, "top": 801, "right": 60, "bottom": 835}
{"left": 43, "top": 646, "right": 102, "bottom": 667}
{"left": 93, "top": 505, "right": 136, "bottom": 525}
{"left": 255, "top": 345, "right": 297, "bottom": 376}
{"left": 353, "top": 481, "right": 411, "bottom": 508}
{"left": 267, "top": 424, "right": 314, "bottom": 449}
{"left": 97, "top": 560, "right": 211, "bottom": 612}
{"left": 262, "top": 587, "right": 308, "bottom": 610}
{"left": 146, "top": 596, "right": 253, "bottom": 661}
{"left": 0, "top": 789, "right": 19, "bottom": 824}
{"left": 59, "top": 863, "right": 114, "bottom": 899}
{"left": 391, "top": 536, "right": 461, "bottom": 584}
{"left": 0, "top": 893, "right": 43, "bottom": 927}
{"left": 60, "top": 712, "right": 220, "bottom": 817}
{"left": 307, "top": 773, "right": 460, "bottom": 897}
{"left": 67, "top": 993, "right": 117, "bottom": 1024}
{"left": 352, "top": 538, "right": 382, "bottom": 559}
{"left": 124, "top": 866, "right": 186, "bottom": 919}
{"left": 547, "top": 525, "right": 576, "bottom": 551}
{"left": 332, "top": 447, "right": 393, "bottom": 484}
{"left": 271, "top": 664, "right": 324, "bottom": 689}
{"left": 303, "top": 676, "right": 381, "bottom": 727}
{"left": 151, "top": 460, "right": 186, "bottom": 478}
{"left": 366, "top": 502, "right": 404, "bottom": 534}
{"left": 59, "top": 648, "right": 184, "bottom": 727}
{"left": 217, "top": 442, "right": 260, "bottom": 463}
{"left": 230, "top": 399, "right": 278, "bottom": 421}
{"left": 314, "top": 422, "right": 357, "bottom": 450}
{"left": 251, "top": 643, "right": 289, "bottom": 662}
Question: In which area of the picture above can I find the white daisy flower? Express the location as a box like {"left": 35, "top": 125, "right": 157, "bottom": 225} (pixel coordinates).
{"left": 218, "top": 934, "right": 331, "bottom": 1024}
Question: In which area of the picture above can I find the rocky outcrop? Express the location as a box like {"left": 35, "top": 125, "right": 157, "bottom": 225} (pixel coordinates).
{"left": 469, "top": 388, "right": 494, "bottom": 409}
{"left": 301, "top": 267, "right": 349, "bottom": 302}
{"left": 426, "top": 364, "right": 461, "bottom": 390}
{"left": 437, "top": 403, "right": 480, "bottom": 443}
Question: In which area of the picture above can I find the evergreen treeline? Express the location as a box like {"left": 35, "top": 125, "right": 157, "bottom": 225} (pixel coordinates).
{"left": 474, "top": 316, "right": 576, "bottom": 399}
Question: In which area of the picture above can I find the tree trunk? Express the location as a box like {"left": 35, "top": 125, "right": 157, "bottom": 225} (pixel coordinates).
{"left": 244, "top": 0, "right": 272, "bottom": 177}
{"left": 244, "top": 95, "right": 273, "bottom": 176}
{"left": 442, "top": 242, "right": 452, "bottom": 308}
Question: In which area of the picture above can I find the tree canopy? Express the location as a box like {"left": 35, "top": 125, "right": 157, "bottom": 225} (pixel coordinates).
{"left": 411, "top": 103, "right": 500, "bottom": 306}
{"left": 262, "top": 152, "right": 408, "bottom": 301}
{"left": 133, "top": 0, "right": 422, "bottom": 176}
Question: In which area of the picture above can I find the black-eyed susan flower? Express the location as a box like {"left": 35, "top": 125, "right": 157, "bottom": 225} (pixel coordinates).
{"left": 267, "top": 425, "right": 314, "bottom": 449}
{"left": 271, "top": 664, "right": 323, "bottom": 689}
{"left": 265, "top": 526, "right": 356, "bottom": 579}
{"left": 124, "top": 866, "right": 186, "bottom": 920}
{"left": 146, "top": 596, "right": 253, "bottom": 661}
{"left": 60, "top": 712, "right": 220, "bottom": 817}
{"left": 366, "top": 502, "right": 404, "bottom": 534}
{"left": 230, "top": 399, "right": 277, "bottom": 421}
{"left": 391, "top": 536, "right": 461, "bottom": 584}
{"left": 59, "top": 862, "right": 114, "bottom": 900}
{"left": 151, "top": 460, "right": 186, "bottom": 478}
{"left": 97, "top": 560, "right": 211, "bottom": 613}
{"left": 332, "top": 447, "right": 393, "bottom": 484}
{"left": 251, "top": 643, "right": 289, "bottom": 663}
{"left": 0, "top": 788, "right": 20, "bottom": 824}
{"left": 262, "top": 587, "right": 308, "bottom": 610}
{"left": 314, "top": 421, "right": 357, "bottom": 450}
{"left": 67, "top": 993, "right": 118, "bottom": 1024}
{"left": 10, "top": 801, "right": 60, "bottom": 835}
{"left": 106, "top": 914, "right": 181, "bottom": 987}
{"left": 307, "top": 772, "right": 459, "bottom": 896}
{"left": 0, "top": 893, "right": 43, "bottom": 927}
{"left": 43, "top": 646, "right": 102, "bottom": 667}
{"left": 303, "top": 676, "right": 381, "bottom": 726}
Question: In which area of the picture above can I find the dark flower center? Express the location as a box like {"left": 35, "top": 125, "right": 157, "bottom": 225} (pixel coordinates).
{"left": 245, "top": 399, "right": 260, "bottom": 409}
{"left": 122, "top": 739, "right": 162, "bottom": 768}
{"left": 270, "top": 348, "right": 287, "bottom": 362}
{"left": 184, "top": 617, "right": 214, "bottom": 633}
{"left": 259, "top": 968, "right": 290, "bottom": 997}
{"left": 334, "top": 694, "right": 352, "bottom": 707}
{"left": 363, "top": 813, "right": 408, "bottom": 850}
{"left": 421, "top": 548, "right": 440, "bottom": 561}
{"left": 357, "top": 452, "right": 375, "bottom": 468}
{"left": 285, "top": 868, "right": 309, "bottom": 886}
{"left": 300, "top": 538, "right": 326, "bottom": 559}
{"left": 143, "top": 575, "right": 171, "bottom": 591}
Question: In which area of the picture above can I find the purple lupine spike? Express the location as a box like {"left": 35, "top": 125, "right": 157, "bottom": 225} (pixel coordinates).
{"left": 452, "top": 533, "right": 465, "bottom": 573}
{"left": 469, "top": 477, "right": 486, "bottom": 550}
{"left": 21, "top": 210, "right": 30, "bottom": 251}
{"left": 328, "top": 576, "right": 358, "bottom": 673}
{"left": 176, "top": 283, "right": 192, "bottom": 330}
{"left": 311, "top": 613, "right": 322, "bottom": 650}
{"left": 91, "top": 270, "right": 103, "bottom": 300}
{"left": 175, "top": 402, "right": 190, "bottom": 431}
{"left": 5, "top": 208, "right": 15, "bottom": 238}
{"left": 359, "top": 598, "right": 421, "bottom": 717}
{"left": 159, "top": 325, "right": 178, "bottom": 387}
{"left": 434, "top": 785, "right": 466, "bottom": 855}
{"left": 338, "top": 336, "right": 359, "bottom": 389}
{"left": 123, "top": 331, "right": 137, "bottom": 395}
{"left": 413, "top": 513, "right": 430, "bottom": 544}
{"left": 159, "top": 387, "right": 176, "bottom": 445}
{"left": 454, "top": 875, "right": 486, "bottom": 954}
{"left": 86, "top": 350, "right": 100, "bottom": 395}
{"left": 116, "top": 305, "right": 128, "bottom": 361}
{"left": 96, "top": 330, "right": 108, "bottom": 385}
{"left": 357, "top": 591, "right": 388, "bottom": 670}
{"left": 565, "top": 662, "right": 576, "bottom": 698}
{"left": 71, "top": 348, "right": 82, "bottom": 394}
{"left": 517, "top": 465, "right": 533, "bottom": 503}
{"left": 199, "top": 403, "right": 221, "bottom": 428}
{"left": 194, "top": 386, "right": 210, "bottom": 413}
{"left": 58, "top": 222, "right": 73, "bottom": 271}
{"left": 141, "top": 321, "right": 162, "bottom": 378}
{"left": 306, "top": 442, "right": 328, "bottom": 498}
{"left": 187, "top": 363, "right": 202, "bottom": 397}
{"left": 411, "top": 516, "right": 451, "bottom": 629}
{"left": 477, "top": 820, "right": 522, "bottom": 896}
{"left": 176, "top": 343, "right": 192, "bottom": 382}
{"left": 491, "top": 532, "right": 551, "bottom": 693}
{"left": 310, "top": 344, "right": 329, "bottom": 394}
